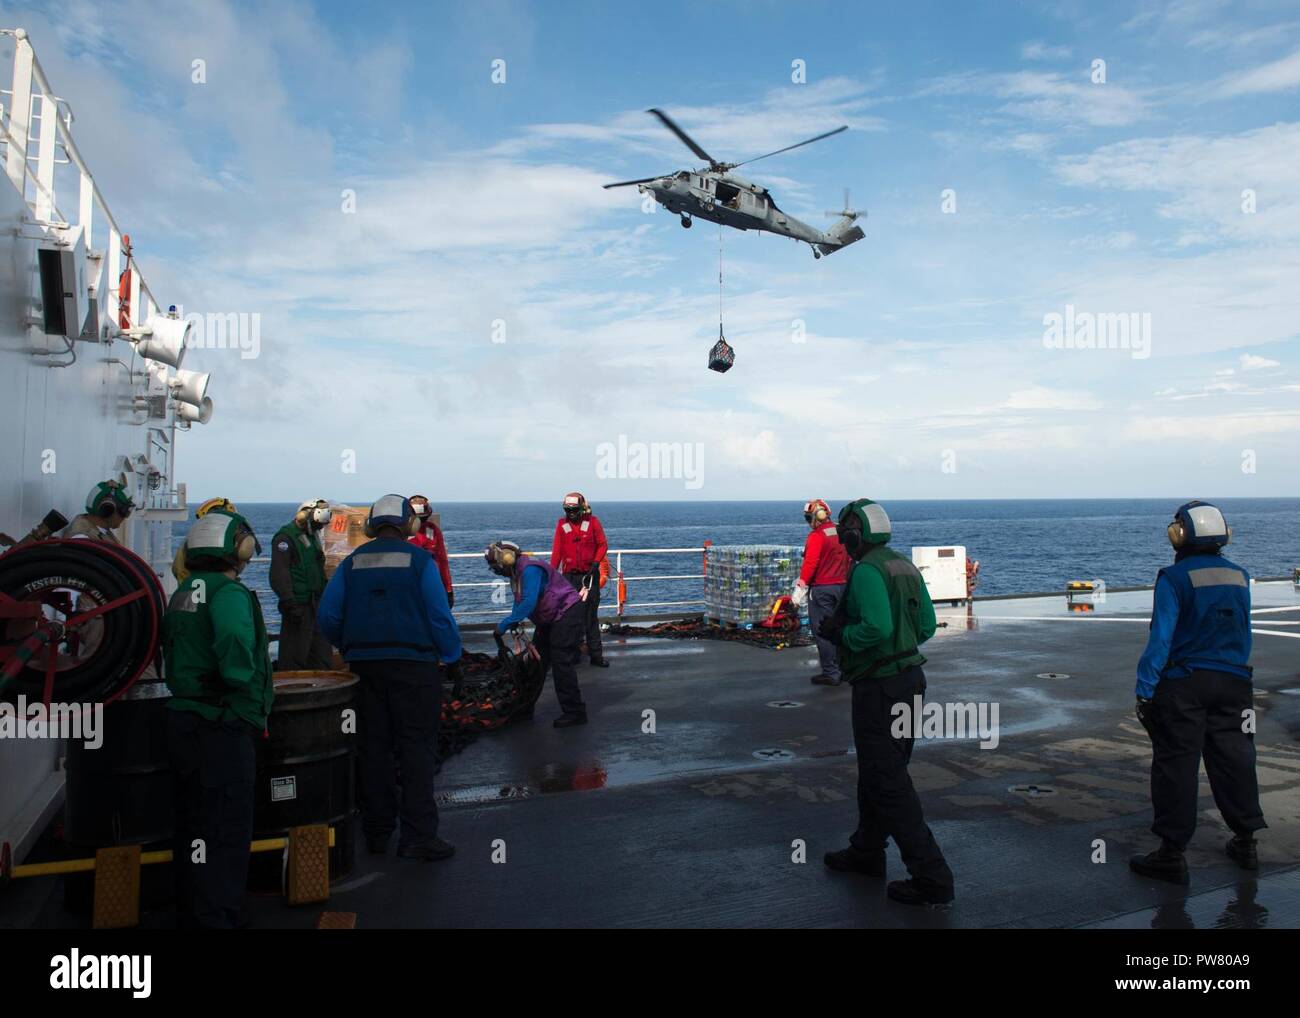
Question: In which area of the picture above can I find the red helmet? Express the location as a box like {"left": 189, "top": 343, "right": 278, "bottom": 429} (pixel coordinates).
{"left": 409, "top": 494, "right": 433, "bottom": 521}
{"left": 562, "top": 492, "right": 589, "bottom": 517}
{"left": 803, "top": 499, "right": 831, "bottom": 526}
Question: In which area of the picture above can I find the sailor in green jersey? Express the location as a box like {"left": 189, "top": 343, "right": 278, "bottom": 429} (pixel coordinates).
{"left": 818, "top": 498, "right": 955, "bottom": 906}
{"left": 270, "top": 498, "right": 334, "bottom": 670}
{"left": 162, "top": 511, "right": 272, "bottom": 929}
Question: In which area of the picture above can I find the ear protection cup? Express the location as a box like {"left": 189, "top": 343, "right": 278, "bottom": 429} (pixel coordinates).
{"left": 95, "top": 499, "right": 117, "bottom": 519}
{"left": 1167, "top": 521, "right": 1186, "bottom": 549}
{"left": 235, "top": 530, "right": 257, "bottom": 562}
{"left": 363, "top": 519, "right": 377, "bottom": 539}
{"left": 405, "top": 514, "right": 420, "bottom": 537}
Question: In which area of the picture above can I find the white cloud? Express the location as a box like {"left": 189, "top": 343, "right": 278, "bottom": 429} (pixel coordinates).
{"left": 1214, "top": 47, "right": 1300, "bottom": 97}
{"left": 1240, "top": 353, "right": 1281, "bottom": 370}
{"left": 1021, "top": 42, "right": 1074, "bottom": 61}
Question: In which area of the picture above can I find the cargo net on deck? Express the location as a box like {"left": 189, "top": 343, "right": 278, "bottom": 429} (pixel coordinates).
{"left": 437, "top": 634, "right": 545, "bottom": 766}
{"left": 604, "top": 600, "right": 810, "bottom": 651}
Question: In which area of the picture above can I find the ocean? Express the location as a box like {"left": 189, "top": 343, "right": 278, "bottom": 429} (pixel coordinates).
{"left": 172, "top": 498, "right": 1300, "bottom": 630}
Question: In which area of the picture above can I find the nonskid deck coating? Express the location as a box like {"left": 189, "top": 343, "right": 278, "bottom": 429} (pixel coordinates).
{"left": 16, "top": 584, "right": 1300, "bottom": 929}
{"left": 245, "top": 582, "right": 1300, "bottom": 928}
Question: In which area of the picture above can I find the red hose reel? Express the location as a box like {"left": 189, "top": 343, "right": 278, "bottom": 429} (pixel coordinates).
{"left": 0, "top": 539, "right": 164, "bottom": 708}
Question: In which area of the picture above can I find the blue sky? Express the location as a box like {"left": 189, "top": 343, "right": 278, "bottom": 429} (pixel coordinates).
{"left": 10, "top": 0, "right": 1300, "bottom": 500}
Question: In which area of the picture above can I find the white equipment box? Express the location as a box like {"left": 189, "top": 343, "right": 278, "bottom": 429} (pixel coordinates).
{"left": 911, "top": 546, "right": 968, "bottom": 604}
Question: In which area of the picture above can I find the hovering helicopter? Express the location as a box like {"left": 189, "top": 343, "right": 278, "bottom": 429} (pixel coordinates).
{"left": 603, "top": 108, "right": 865, "bottom": 259}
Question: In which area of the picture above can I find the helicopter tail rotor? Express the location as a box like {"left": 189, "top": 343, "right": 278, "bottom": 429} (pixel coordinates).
{"left": 825, "top": 187, "right": 862, "bottom": 221}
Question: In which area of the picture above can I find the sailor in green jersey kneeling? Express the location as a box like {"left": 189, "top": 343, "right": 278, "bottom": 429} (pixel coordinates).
{"left": 818, "top": 498, "right": 955, "bottom": 906}
{"left": 162, "top": 511, "right": 273, "bottom": 929}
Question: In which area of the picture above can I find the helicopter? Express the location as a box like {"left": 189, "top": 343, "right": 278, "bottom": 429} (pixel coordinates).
{"left": 603, "top": 108, "right": 865, "bottom": 259}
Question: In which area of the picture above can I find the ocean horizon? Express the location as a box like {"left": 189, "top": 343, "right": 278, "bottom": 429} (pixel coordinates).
{"left": 175, "top": 497, "right": 1300, "bottom": 628}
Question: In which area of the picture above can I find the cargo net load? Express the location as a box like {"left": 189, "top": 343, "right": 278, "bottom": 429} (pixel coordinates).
{"left": 606, "top": 544, "right": 811, "bottom": 650}
{"left": 437, "top": 633, "right": 544, "bottom": 766}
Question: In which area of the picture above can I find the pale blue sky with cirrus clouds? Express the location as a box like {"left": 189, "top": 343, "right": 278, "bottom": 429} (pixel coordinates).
{"left": 9, "top": 0, "right": 1299, "bottom": 500}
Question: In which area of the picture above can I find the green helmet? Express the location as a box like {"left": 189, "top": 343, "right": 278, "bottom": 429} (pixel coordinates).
{"left": 85, "top": 479, "right": 135, "bottom": 518}
{"left": 838, "top": 498, "right": 892, "bottom": 546}
{"left": 183, "top": 511, "right": 258, "bottom": 567}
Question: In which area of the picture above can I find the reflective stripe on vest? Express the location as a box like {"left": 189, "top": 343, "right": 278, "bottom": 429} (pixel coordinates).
{"left": 1158, "top": 555, "right": 1252, "bottom": 681}
{"left": 339, "top": 540, "right": 437, "bottom": 658}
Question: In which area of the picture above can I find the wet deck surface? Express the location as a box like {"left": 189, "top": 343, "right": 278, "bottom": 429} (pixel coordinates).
{"left": 14, "top": 583, "right": 1300, "bottom": 929}
{"left": 260, "top": 581, "right": 1300, "bottom": 928}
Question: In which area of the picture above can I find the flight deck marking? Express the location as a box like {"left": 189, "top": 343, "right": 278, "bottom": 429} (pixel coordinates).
{"left": 1009, "top": 784, "right": 1057, "bottom": 798}
{"left": 766, "top": 700, "right": 805, "bottom": 708}
{"left": 752, "top": 748, "right": 796, "bottom": 761}
{"left": 1036, "top": 672, "right": 1070, "bottom": 680}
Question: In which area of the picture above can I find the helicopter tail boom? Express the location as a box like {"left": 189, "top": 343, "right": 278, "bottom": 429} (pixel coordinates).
{"left": 815, "top": 216, "right": 865, "bottom": 256}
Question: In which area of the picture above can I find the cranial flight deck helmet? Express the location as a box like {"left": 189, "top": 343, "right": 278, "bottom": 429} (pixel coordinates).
{"left": 409, "top": 494, "right": 433, "bottom": 522}
{"left": 86, "top": 479, "right": 135, "bottom": 520}
{"left": 562, "top": 492, "right": 590, "bottom": 520}
{"left": 485, "top": 540, "right": 522, "bottom": 576}
{"left": 803, "top": 499, "right": 832, "bottom": 527}
{"left": 183, "top": 511, "right": 259, "bottom": 571}
{"left": 836, "top": 498, "right": 892, "bottom": 560}
{"left": 1167, "top": 500, "right": 1231, "bottom": 551}
{"left": 365, "top": 494, "right": 419, "bottom": 538}
{"left": 295, "top": 498, "right": 333, "bottom": 529}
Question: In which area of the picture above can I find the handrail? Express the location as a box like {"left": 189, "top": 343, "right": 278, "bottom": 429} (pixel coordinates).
{"left": 1, "top": 27, "right": 160, "bottom": 317}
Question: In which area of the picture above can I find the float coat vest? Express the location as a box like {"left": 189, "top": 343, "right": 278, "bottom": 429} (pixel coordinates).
{"left": 338, "top": 539, "right": 439, "bottom": 661}
{"left": 515, "top": 555, "right": 580, "bottom": 624}
{"left": 163, "top": 571, "right": 274, "bottom": 729}
{"left": 1157, "top": 554, "right": 1253, "bottom": 682}
{"left": 838, "top": 545, "right": 931, "bottom": 682}
{"left": 272, "top": 523, "right": 327, "bottom": 603}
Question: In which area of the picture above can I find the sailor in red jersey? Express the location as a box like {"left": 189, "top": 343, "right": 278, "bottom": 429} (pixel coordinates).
{"left": 793, "top": 498, "right": 850, "bottom": 685}
{"left": 550, "top": 492, "right": 609, "bottom": 666}
{"left": 407, "top": 495, "right": 455, "bottom": 608}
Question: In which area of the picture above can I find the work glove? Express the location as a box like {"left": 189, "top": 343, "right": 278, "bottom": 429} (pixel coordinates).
{"left": 818, "top": 614, "right": 846, "bottom": 646}
{"left": 446, "top": 590, "right": 455, "bottom": 610}
{"left": 1135, "top": 697, "right": 1154, "bottom": 737}
{"left": 791, "top": 580, "right": 809, "bottom": 608}
{"left": 445, "top": 660, "right": 464, "bottom": 699}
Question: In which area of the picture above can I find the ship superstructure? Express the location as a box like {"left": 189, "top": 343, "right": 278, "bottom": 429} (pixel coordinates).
{"left": 0, "top": 28, "right": 208, "bottom": 867}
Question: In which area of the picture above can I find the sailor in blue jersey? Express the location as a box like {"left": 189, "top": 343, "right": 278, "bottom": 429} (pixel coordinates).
{"left": 1130, "top": 501, "right": 1265, "bottom": 885}
{"left": 318, "top": 495, "right": 463, "bottom": 861}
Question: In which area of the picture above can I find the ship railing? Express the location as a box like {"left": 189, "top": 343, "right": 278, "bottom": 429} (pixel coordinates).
{"left": 0, "top": 28, "right": 161, "bottom": 327}
{"left": 246, "top": 545, "right": 711, "bottom": 624}
{"left": 444, "top": 547, "right": 709, "bottom": 620}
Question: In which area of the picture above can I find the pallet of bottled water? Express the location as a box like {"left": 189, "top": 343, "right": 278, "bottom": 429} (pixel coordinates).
{"left": 705, "top": 544, "right": 804, "bottom": 626}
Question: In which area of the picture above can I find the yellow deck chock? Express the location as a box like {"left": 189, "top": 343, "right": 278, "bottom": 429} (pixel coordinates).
{"left": 315, "top": 911, "right": 357, "bottom": 929}
{"left": 92, "top": 845, "right": 141, "bottom": 929}
{"left": 287, "top": 824, "right": 331, "bottom": 905}
{"left": 12, "top": 826, "right": 337, "bottom": 927}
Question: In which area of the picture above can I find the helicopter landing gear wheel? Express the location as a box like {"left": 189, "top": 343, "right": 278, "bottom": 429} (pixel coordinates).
{"left": 680, "top": 215, "right": 692, "bottom": 229}
{"left": 813, "top": 249, "right": 821, "bottom": 259}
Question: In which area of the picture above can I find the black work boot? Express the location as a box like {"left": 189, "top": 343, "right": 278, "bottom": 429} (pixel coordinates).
{"left": 1129, "top": 840, "right": 1189, "bottom": 885}
{"left": 887, "top": 879, "right": 954, "bottom": 906}
{"left": 553, "top": 712, "right": 588, "bottom": 729}
{"left": 589, "top": 656, "right": 610, "bottom": 667}
{"left": 397, "top": 837, "right": 455, "bottom": 862}
{"left": 823, "top": 847, "right": 886, "bottom": 877}
{"left": 811, "top": 674, "right": 841, "bottom": 686}
{"left": 1226, "top": 835, "right": 1258, "bottom": 871}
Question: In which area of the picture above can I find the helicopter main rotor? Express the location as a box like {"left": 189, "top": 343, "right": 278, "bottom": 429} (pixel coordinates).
{"left": 601, "top": 108, "right": 849, "bottom": 188}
